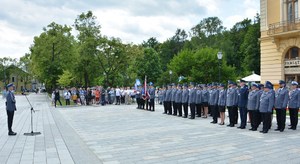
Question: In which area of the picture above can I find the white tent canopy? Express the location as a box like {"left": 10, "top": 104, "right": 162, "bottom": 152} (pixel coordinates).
{"left": 242, "top": 72, "right": 261, "bottom": 82}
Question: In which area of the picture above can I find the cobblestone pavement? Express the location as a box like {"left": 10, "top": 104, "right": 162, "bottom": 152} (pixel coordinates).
{"left": 1, "top": 94, "right": 300, "bottom": 164}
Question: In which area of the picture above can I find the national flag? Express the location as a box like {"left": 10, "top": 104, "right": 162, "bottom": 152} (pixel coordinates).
{"left": 144, "top": 76, "right": 150, "bottom": 99}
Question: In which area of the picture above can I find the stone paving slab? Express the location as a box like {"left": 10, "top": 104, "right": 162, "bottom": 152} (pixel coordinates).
{"left": 2, "top": 94, "right": 300, "bottom": 164}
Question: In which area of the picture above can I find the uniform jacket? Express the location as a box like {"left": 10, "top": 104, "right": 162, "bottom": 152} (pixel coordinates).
{"left": 188, "top": 88, "right": 196, "bottom": 104}
{"left": 175, "top": 89, "right": 182, "bottom": 103}
{"left": 209, "top": 89, "right": 219, "bottom": 106}
{"left": 201, "top": 89, "right": 209, "bottom": 103}
{"left": 274, "top": 87, "right": 289, "bottom": 109}
{"left": 181, "top": 89, "right": 189, "bottom": 103}
{"left": 259, "top": 90, "right": 275, "bottom": 113}
{"left": 237, "top": 85, "right": 249, "bottom": 108}
{"left": 247, "top": 90, "right": 260, "bottom": 110}
{"left": 226, "top": 87, "right": 238, "bottom": 107}
{"left": 171, "top": 88, "right": 177, "bottom": 102}
{"left": 161, "top": 90, "right": 166, "bottom": 102}
{"left": 218, "top": 89, "right": 226, "bottom": 106}
{"left": 148, "top": 88, "right": 156, "bottom": 99}
{"left": 165, "top": 89, "right": 172, "bottom": 102}
{"left": 288, "top": 89, "right": 300, "bottom": 109}
{"left": 6, "top": 91, "right": 16, "bottom": 112}
{"left": 195, "top": 89, "right": 202, "bottom": 104}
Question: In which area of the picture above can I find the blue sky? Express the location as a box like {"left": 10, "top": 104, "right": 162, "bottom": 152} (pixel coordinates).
{"left": 0, "top": 0, "right": 259, "bottom": 58}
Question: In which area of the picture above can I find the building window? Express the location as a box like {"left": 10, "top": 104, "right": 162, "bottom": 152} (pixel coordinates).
{"left": 285, "top": 46, "right": 300, "bottom": 59}
{"left": 12, "top": 77, "right": 15, "bottom": 82}
{"left": 286, "top": 0, "right": 298, "bottom": 22}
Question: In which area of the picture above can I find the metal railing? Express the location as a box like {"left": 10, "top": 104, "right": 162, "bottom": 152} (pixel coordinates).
{"left": 268, "top": 18, "right": 300, "bottom": 35}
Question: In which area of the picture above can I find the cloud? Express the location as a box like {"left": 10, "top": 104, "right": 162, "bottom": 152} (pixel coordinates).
{"left": 0, "top": 0, "right": 260, "bottom": 58}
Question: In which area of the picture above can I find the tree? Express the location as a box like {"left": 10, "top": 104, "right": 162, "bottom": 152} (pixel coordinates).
{"left": 29, "top": 22, "right": 75, "bottom": 91}
{"left": 74, "top": 11, "right": 101, "bottom": 88}
{"left": 136, "top": 48, "right": 162, "bottom": 84}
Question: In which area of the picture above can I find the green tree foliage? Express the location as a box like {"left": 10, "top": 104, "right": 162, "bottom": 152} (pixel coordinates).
{"left": 169, "top": 48, "right": 235, "bottom": 84}
{"left": 136, "top": 48, "right": 162, "bottom": 84}
{"left": 29, "top": 22, "right": 74, "bottom": 90}
{"left": 58, "top": 70, "right": 74, "bottom": 87}
{"left": 74, "top": 11, "right": 101, "bottom": 88}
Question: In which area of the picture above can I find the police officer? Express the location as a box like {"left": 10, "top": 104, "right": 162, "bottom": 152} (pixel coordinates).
{"left": 201, "top": 84, "right": 209, "bottom": 118}
{"left": 188, "top": 82, "right": 196, "bottom": 119}
{"left": 226, "top": 81, "right": 238, "bottom": 127}
{"left": 148, "top": 82, "right": 156, "bottom": 112}
{"left": 6, "top": 83, "right": 17, "bottom": 136}
{"left": 247, "top": 83, "right": 260, "bottom": 131}
{"left": 259, "top": 81, "right": 275, "bottom": 133}
{"left": 175, "top": 84, "right": 183, "bottom": 117}
{"left": 237, "top": 79, "right": 249, "bottom": 129}
{"left": 209, "top": 83, "right": 219, "bottom": 124}
{"left": 165, "top": 84, "right": 172, "bottom": 115}
{"left": 171, "top": 84, "right": 178, "bottom": 116}
{"left": 182, "top": 84, "right": 189, "bottom": 118}
{"left": 195, "top": 84, "right": 202, "bottom": 117}
{"left": 218, "top": 83, "right": 226, "bottom": 125}
{"left": 274, "top": 80, "right": 289, "bottom": 132}
{"left": 136, "top": 85, "right": 142, "bottom": 109}
{"left": 288, "top": 81, "right": 300, "bottom": 130}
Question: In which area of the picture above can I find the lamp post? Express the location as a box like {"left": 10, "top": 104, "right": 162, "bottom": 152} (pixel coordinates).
{"left": 169, "top": 70, "right": 173, "bottom": 83}
{"left": 217, "top": 52, "right": 223, "bottom": 83}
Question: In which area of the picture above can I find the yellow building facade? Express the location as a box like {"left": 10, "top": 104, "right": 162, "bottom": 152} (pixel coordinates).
{"left": 260, "top": 0, "right": 300, "bottom": 84}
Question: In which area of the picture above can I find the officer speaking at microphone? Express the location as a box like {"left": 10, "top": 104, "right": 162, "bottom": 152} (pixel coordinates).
{"left": 6, "top": 83, "right": 17, "bottom": 136}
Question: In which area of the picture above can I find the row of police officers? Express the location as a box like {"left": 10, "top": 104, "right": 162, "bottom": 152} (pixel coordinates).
{"left": 160, "top": 80, "right": 300, "bottom": 134}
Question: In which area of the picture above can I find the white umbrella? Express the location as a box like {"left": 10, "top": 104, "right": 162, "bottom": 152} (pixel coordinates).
{"left": 242, "top": 72, "right": 261, "bottom": 82}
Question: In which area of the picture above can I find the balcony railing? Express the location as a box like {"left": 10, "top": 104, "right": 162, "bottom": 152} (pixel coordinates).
{"left": 268, "top": 18, "right": 300, "bottom": 35}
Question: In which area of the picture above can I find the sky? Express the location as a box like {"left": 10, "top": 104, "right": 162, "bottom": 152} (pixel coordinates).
{"left": 0, "top": 0, "right": 260, "bottom": 59}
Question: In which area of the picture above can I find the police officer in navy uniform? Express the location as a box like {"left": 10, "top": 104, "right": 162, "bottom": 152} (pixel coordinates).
{"left": 161, "top": 86, "right": 167, "bottom": 114}
{"left": 209, "top": 83, "right": 219, "bottom": 124}
{"left": 237, "top": 79, "right": 249, "bottom": 129}
{"left": 274, "top": 80, "right": 289, "bottom": 132}
{"left": 6, "top": 83, "right": 17, "bottom": 136}
{"left": 201, "top": 84, "right": 209, "bottom": 118}
{"left": 175, "top": 84, "right": 183, "bottom": 117}
{"left": 148, "top": 82, "right": 156, "bottom": 111}
{"left": 188, "top": 82, "right": 196, "bottom": 119}
{"left": 218, "top": 83, "right": 226, "bottom": 125}
{"left": 259, "top": 81, "right": 275, "bottom": 133}
{"left": 165, "top": 84, "right": 172, "bottom": 115}
{"left": 226, "top": 81, "right": 238, "bottom": 127}
{"left": 136, "top": 85, "right": 142, "bottom": 109}
{"left": 182, "top": 84, "right": 189, "bottom": 118}
{"left": 288, "top": 81, "right": 300, "bottom": 130}
{"left": 247, "top": 83, "right": 260, "bottom": 131}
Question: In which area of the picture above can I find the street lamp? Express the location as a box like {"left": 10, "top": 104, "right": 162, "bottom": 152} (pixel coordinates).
{"left": 169, "top": 70, "right": 173, "bottom": 83}
{"left": 217, "top": 52, "right": 223, "bottom": 83}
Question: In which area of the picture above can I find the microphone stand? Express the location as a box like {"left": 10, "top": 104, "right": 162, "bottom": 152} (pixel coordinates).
{"left": 24, "top": 94, "right": 41, "bottom": 136}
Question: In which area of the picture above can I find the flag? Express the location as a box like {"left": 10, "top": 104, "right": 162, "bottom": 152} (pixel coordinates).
{"left": 144, "top": 76, "right": 149, "bottom": 99}
{"left": 135, "top": 79, "right": 141, "bottom": 90}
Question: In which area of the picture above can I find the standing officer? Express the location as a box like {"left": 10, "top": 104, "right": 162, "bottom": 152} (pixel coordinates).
{"left": 237, "top": 79, "right": 249, "bottom": 129}
{"left": 288, "top": 81, "right": 300, "bottom": 130}
{"left": 175, "top": 84, "right": 183, "bottom": 117}
{"left": 259, "top": 81, "right": 275, "bottom": 133}
{"left": 188, "top": 82, "right": 196, "bottom": 119}
{"left": 182, "top": 84, "right": 189, "bottom": 118}
{"left": 165, "top": 84, "right": 172, "bottom": 115}
{"left": 247, "top": 83, "right": 260, "bottom": 131}
{"left": 148, "top": 82, "right": 156, "bottom": 111}
{"left": 274, "top": 80, "right": 289, "bottom": 132}
{"left": 226, "top": 81, "right": 238, "bottom": 127}
{"left": 209, "top": 83, "right": 219, "bottom": 124}
{"left": 161, "top": 86, "right": 167, "bottom": 114}
{"left": 171, "top": 84, "right": 178, "bottom": 116}
{"left": 136, "top": 85, "right": 142, "bottom": 109}
{"left": 201, "top": 84, "right": 209, "bottom": 118}
{"left": 218, "top": 83, "right": 226, "bottom": 125}
{"left": 195, "top": 84, "right": 202, "bottom": 117}
{"left": 6, "top": 83, "right": 17, "bottom": 136}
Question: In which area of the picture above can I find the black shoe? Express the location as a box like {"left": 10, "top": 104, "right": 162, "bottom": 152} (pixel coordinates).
{"left": 202, "top": 116, "right": 207, "bottom": 118}
{"left": 251, "top": 128, "right": 257, "bottom": 131}
{"left": 196, "top": 115, "right": 201, "bottom": 117}
{"left": 280, "top": 129, "right": 284, "bottom": 132}
{"left": 189, "top": 117, "right": 195, "bottom": 119}
{"left": 182, "top": 116, "right": 187, "bottom": 118}
{"left": 219, "top": 123, "right": 224, "bottom": 125}
{"left": 237, "top": 126, "right": 242, "bottom": 129}
{"left": 8, "top": 131, "right": 17, "bottom": 136}
{"left": 178, "top": 115, "right": 182, "bottom": 117}
{"left": 173, "top": 114, "right": 177, "bottom": 116}
{"left": 274, "top": 128, "right": 280, "bottom": 131}
{"left": 167, "top": 113, "right": 172, "bottom": 115}
{"left": 240, "top": 127, "right": 246, "bottom": 129}
{"left": 249, "top": 128, "right": 254, "bottom": 131}
{"left": 262, "top": 131, "right": 268, "bottom": 133}
{"left": 210, "top": 121, "right": 217, "bottom": 124}
{"left": 288, "top": 127, "right": 296, "bottom": 130}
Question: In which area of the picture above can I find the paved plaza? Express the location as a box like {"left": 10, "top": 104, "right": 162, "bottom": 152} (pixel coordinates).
{"left": 1, "top": 94, "right": 300, "bottom": 164}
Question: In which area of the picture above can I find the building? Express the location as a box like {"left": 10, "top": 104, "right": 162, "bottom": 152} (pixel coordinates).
{"left": 260, "top": 0, "right": 300, "bottom": 85}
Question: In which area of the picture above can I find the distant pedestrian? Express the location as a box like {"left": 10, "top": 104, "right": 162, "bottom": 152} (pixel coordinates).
{"left": 54, "top": 89, "right": 62, "bottom": 107}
